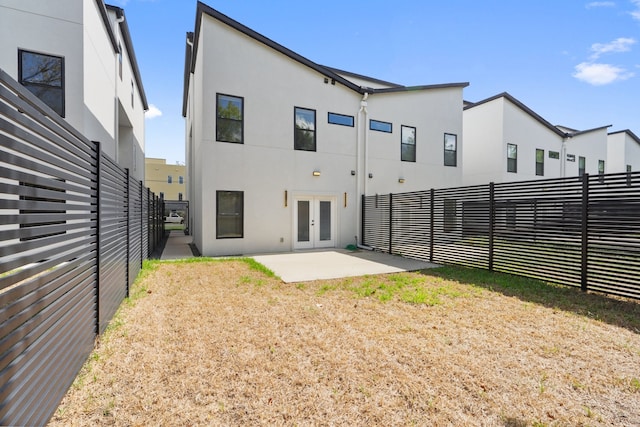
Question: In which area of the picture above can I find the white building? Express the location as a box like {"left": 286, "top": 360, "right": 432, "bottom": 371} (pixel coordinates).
{"left": 607, "top": 130, "right": 640, "bottom": 173}
{"left": 183, "top": 2, "right": 468, "bottom": 256}
{"left": 462, "top": 92, "right": 610, "bottom": 186}
{"left": 0, "top": 0, "right": 148, "bottom": 180}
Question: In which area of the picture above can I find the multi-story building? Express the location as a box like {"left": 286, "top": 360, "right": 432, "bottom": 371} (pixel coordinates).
{"left": 145, "top": 157, "right": 186, "bottom": 201}
{"left": 182, "top": 2, "right": 468, "bottom": 256}
{"left": 0, "top": 0, "right": 148, "bottom": 180}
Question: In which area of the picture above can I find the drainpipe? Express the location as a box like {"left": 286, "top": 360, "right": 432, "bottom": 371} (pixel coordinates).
{"left": 114, "top": 13, "right": 125, "bottom": 164}
{"left": 355, "top": 92, "right": 368, "bottom": 246}
{"left": 560, "top": 136, "right": 567, "bottom": 177}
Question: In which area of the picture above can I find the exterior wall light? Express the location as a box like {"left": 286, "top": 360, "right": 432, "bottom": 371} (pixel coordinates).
{"left": 368, "top": 173, "right": 373, "bottom": 179}
{"left": 350, "top": 170, "right": 356, "bottom": 176}
{"left": 313, "top": 170, "right": 321, "bottom": 177}
{"left": 398, "top": 178, "right": 405, "bottom": 183}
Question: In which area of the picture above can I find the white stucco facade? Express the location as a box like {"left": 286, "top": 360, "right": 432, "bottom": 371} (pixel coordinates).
{"left": 463, "top": 93, "right": 611, "bottom": 186}
{"left": 607, "top": 130, "right": 640, "bottom": 173}
{"left": 0, "top": 0, "right": 147, "bottom": 180}
{"left": 184, "top": 3, "right": 467, "bottom": 256}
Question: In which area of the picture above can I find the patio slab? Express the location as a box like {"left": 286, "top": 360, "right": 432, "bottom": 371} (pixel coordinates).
{"left": 252, "top": 249, "right": 439, "bottom": 283}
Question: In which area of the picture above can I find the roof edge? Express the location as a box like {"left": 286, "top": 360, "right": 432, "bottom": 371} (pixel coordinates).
{"left": 323, "top": 66, "right": 403, "bottom": 89}
{"left": 608, "top": 129, "right": 640, "bottom": 144}
{"left": 370, "top": 82, "right": 469, "bottom": 94}
{"left": 567, "top": 124, "right": 612, "bottom": 137}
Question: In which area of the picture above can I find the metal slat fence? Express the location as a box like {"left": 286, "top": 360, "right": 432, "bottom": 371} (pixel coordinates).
{"left": 363, "top": 172, "right": 640, "bottom": 300}
{"left": 0, "top": 69, "right": 163, "bottom": 425}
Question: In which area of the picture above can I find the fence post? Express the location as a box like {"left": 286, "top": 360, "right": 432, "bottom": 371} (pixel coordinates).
{"left": 361, "top": 194, "right": 365, "bottom": 247}
{"left": 581, "top": 173, "right": 589, "bottom": 292}
{"left": 140, "top": 181, "right": 144, "bottom": 268}
{"left": 388, "top": 193, "right": 393, "bottom": 254}
{"left": 429, "top": 189, "right": 434, "bottom": 263}
{"left": 125, "top": 168, "right": 130, "bottom": 297}
{"left": 489, "top": 182, "right": 495, "bottom": 271}
{"left": 94, "top": 143, "right": 101, "bottom": 336}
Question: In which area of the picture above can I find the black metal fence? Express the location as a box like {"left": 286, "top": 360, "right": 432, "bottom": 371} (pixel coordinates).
{"left": 363, "top": 172, "right": 640, "bottom": 300}
{"left": 0, "top": 69, "right": 163, "bottom": 425}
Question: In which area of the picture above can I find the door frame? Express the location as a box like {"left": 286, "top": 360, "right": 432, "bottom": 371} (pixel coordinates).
{"left": 292, "top": 194, "right": 337, "bottom": 250}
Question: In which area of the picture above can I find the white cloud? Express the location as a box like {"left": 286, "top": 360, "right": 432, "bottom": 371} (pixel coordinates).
{"left": 145, "top": 104, "right": 162, "bottom": 119}
{"left": 589, "top": 37, "right": 636, "bottom": 59}
{"left": 586, "top": 1, "right": 616, "bottom": 8}
{"left": 632, "top": 0, "right": 640, "bottom": 20}
{"left": 573, "top": 62, "right": 634, "bottom": 85}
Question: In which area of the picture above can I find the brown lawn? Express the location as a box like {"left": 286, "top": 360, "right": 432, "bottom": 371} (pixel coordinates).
{"left": 50, "top": 260, "right": 640, "bottom": 426}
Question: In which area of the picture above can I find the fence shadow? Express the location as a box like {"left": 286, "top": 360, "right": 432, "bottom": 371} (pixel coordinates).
{"left": 418, "top": 265, "right": 640, "bottom": 335}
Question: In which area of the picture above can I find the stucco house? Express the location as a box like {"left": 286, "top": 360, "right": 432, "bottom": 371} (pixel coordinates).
{"left": 462, "top": 92, "right": 610, "bottom": 186}
{"left": 183, "top": 1, "right": 468, "bottom": 256}
{"left": 607, "top": 129, "right": 640, "bottom": 173}
{"left": 0, "top": 0, "right": 148, "bottom": 180}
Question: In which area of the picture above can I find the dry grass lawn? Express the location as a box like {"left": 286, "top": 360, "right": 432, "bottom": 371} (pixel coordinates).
{"left": 50, "top": 259, "right": 640, "bottom": 426}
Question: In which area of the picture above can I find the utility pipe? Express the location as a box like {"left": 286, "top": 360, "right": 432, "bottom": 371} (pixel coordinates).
{"left": 355, "top": 92, "right": 368, "bottom": 246}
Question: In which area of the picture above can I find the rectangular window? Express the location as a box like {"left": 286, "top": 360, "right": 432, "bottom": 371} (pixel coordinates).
{"left": 217, "top": 93, "right": 244, "bottom": 143}
{"left": 370, "top": 119, "right": 392, "bottom": 133}
{"left": 536, "top": 149, "right": 544, "bottom": 176}
{"left": 19, "top": 49, "right": 64, "bottom": 117}
{"left": 444, "top": 133, "right": 457, "bottom": 166}
{"left": 627, "top": 165, "right": 633, "bottom": 172}
{"left": 549, "top": 151, "right": 560, "bottom": 159}
{"left": 167, "top": 175, "right": 172, "bottom": 184}
{"left": 598, "top": 160, "right": 605, "bottom": 174}
{"left": 578, "top": 156, "right": 586, "bottom": 176}
{"left": 179, "top": 176, "right": 184, "bottom": 184}
{"left": 401, "top": 125, "right": 416, "bottom": 162}
{"left": 217, "top": 191, "right": 243, "bottom": 238}
{"left": 178, "top": 193, "right": 183, "bottom": 201}
{"left": 444, "top": 199, "right": 457, "bottom": 233}
{"left": 294, "top": 107, "right": 316, "bottom": 151}
{"left": 159, "top": 192, "right": 164, "bottom": 199}
{"left": 328, "top": 112, "right": 354, "bottom": 127}
{"left": 507, "top": 143, "right": 517, "bottom": 173}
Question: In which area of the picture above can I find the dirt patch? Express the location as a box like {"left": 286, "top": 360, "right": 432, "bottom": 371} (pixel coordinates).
{"left": 50, "top": 260, "right": 640, "bottom": 426}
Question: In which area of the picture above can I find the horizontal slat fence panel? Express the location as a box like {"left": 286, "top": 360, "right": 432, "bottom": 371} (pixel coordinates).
{"left": 0, "top": 68, "right": 163, "bottom": 426}
{"left": 363, "top": 172, "right": 640, "bottom": 300}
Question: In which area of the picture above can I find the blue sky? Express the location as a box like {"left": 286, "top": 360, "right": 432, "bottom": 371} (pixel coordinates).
{"left": 113, "top": 0, "right": 640, "bottom": 165}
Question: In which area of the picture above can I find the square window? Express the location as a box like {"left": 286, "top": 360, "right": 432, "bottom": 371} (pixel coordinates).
{"left": 217, "top": 94, "right": 244, "bottom": 143}
{"left": 217, "top": 191, "right": 243, "bottom": 238}
{"left": 507, "top": 143, "right": 517, "bottom": 173}
{"left": 444, "top": 133, "right": 457, "bottom": 166}
{"left": 401, "top": 125, "right": 416, "bottom": 162}
{"left": 294, "top": 107, "right": 316, "bottom": 151}
{"left": 19, "top": 49, "right": 64, "bottom": 117}
{"left": 370, "top": 119, "right": 392, "bottom": 133}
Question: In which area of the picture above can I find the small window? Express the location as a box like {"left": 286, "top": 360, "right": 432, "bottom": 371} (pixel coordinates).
{"left": 118, "top": 42, "right": 123, "bottom": 80}
{"left": 507, "top": 143, "right": 517, "bottom": 173}
{"left": 370, "top": 119, "right": 392, "bottom": 133}
{"left": 627, "top": 165, "right": 633, "bottom": 172}
{"left": 179, "top": 176, "right": 184, "bottom": 184}
{"left": 598, "top": 160, "right": 605, "bottom": 174}
{"left": 578, "top": 156, "right": 586, "bottom": 176}
{"left": 217, "top": 190, "right": 243, "bottom": 239}
{"left": 159, "top": 192, "right": 164, "bottom": 199}
{"left": 536, "top": 149, "right": 544, "bottom": 176}
{"left": 168, "top": 175, "right": 172, "bottom": 184}
{"left": 178, "top": 193, "right": 183, "bottom": 201}
{"left": 401, "top": 125, "right": 416, "bottom": 162}
{"left": 549, "top": 151, "right": 559, "bottom": 159}
{"left": 328, "top": 112, "right": 354, "bottom": 127}
{"left": 444, "top": 133, "right": 457, "bottom": 167}
{"left": 294, "top": 107, "right": 316, "bottom": 151}
{"left": 19, "top": 49, "right": 65, "bottom": 117}
{"left": 217, "top": 93, "right": 244, "bottom": 143}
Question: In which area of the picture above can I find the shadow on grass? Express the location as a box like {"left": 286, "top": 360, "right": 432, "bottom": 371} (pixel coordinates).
{"left": 420, "top": 265, "right": 640, "bottom": 334}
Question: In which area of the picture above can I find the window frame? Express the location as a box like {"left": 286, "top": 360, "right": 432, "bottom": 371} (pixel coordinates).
{"left": 401, "top": 125, "right": 416, "bottom": 162}
{"left": 216, "top": 93, "right": 244, "bottom": 144}
{"left": 535, "top": 149, "right": 544, "bottom": 176}
{"left": 179, "top": 176, "right": 184, "bottom": 185}
{"left": 507, "top": 143, "right": 517, "bottom": 173}
{"left": 444, "top": 133, "right": 457, "bottom": 167}
{"left": 18, "top": 49, "right": 65, "bottom": 117}
{"left": 328, "top": 112, "right": 354, "bottom": 127}
{"left": 549, "top": 151, "right": 560, "bottom": 160}
{"left": 167, "top": 175, "right": 172, "bottom": 184}
{"left": 370, "top": 119, "right": 392, "bottom": 133}
{"left": 578, "top": 156, "right": 586, "bottom": 176}
{"left": 216, "top": 190, "right": 244, "bottom": 239}
{"left": 294, "top": 106, "right": 316, "bottom": 151}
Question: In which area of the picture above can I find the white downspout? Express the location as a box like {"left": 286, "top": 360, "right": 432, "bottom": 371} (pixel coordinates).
{"left": 560, "top": 137, "right": 567, "bottom": 177}
{"left": 114, "top": 14, "right": 124, "bottom": 164}
{"left": 355, "top": 92, "right": 368, "bottom": 248}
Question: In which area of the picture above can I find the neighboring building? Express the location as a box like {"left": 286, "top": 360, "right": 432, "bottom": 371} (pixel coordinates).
{"left": 462, "top": 92, "right": 610, "bottom": 186}
{"left": 0, "top": 0, "right": 148, "bottom": 180}
{"left": 183, "top": 2, "right": 468, "bottom": 256}
{"left": 607, "top": 130, "right": 640, "bottom": 173}
{"left": 145, "top": 157, "right": 186, "bottom": 201}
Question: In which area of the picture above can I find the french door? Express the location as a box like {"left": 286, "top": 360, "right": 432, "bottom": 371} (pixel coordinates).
{"left": 293, "top": 196, "right": 336, "bottom": 249}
